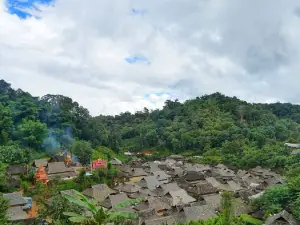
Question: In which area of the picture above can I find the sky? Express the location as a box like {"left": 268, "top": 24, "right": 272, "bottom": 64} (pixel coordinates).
{"left": 1, "top": 0, "right": 300, "bottom": 116}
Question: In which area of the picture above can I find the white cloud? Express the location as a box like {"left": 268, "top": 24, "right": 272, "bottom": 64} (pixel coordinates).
{"left": 1, "top": 0, "right": 300, "bottom": 116}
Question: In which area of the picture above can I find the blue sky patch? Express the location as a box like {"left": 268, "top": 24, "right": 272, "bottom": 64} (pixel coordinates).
{"left": 6, "top": 0, "right": 54, "bottom": 19}
{"left": 125, "top": 55, "right": 150, "bottom": 65}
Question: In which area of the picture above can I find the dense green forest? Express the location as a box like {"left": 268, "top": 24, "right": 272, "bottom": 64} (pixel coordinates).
{"left": 0, "top": 79, "right": 300, "bottom": 223}
{"left": 1, "top": 78, "right": 300, "bottom": 167}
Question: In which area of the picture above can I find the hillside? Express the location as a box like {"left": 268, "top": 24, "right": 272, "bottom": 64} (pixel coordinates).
{"left": 1, "top": 79, "right": 300, "bottom": 223}
{"left": 1, "top": 79, "right": 300, "bottom": 169}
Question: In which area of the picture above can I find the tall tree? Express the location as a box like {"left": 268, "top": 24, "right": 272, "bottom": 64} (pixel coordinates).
{"left": 71, "top": 140, "right": 93, "bottom": 166}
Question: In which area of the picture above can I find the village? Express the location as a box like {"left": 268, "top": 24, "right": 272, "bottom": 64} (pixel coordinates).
{"left": 3, "top": 143, "right": 300, "bottom": 225}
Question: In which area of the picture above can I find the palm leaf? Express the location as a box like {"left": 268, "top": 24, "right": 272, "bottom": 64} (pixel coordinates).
{"left": 113, "top": 198, "right": 144, "bottom": 209}
{"left": 63, "top": 194, "right": 91, "bottom": 210}
{"left": 108, "top": 211, "right": 138, "bottom": 219}
{"left": 68, "top": 216, "right": 89, "bottom": 223}
{"left": 63, "top": 212, "right": 85, "bottom": 217}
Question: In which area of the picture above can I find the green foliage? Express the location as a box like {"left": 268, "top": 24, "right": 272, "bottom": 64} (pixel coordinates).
{"left": 0, "top": 145, "right": 31, "bottom": 164}
{"left": 15, "top": 119, "right": 48, "bottom": 149}
{"left": 221, "top": 192, "right": 234, "bottom": 225}
{"left": 71, "top": 140, "right": 93, "bottom": 166}
{"left": 62, "top": 190, "right": 141, "bottom": 224}
{"left": 38, "top": 195, "right": 82, "bottom": 225}
{"left": 0, "top": 195, "right": 11, "bottom": 225}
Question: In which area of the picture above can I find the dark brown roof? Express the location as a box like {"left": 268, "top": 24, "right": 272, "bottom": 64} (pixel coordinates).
{"left": 189, "top": 180, "right": 218, "bottom": 195}
{"left": 183, "top": 171, "right": 205, "bottom": 182}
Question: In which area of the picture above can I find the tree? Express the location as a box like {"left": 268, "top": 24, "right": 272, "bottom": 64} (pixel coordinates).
{"left": 71, "top": 140, "right": 93, "bottom": 166}
{"left": 63, "top": 190, "right": 142, "bottom": 224}
{"left": 221, "top": 192, "right": 234, "bottom": 225}
{"left": 0, "top": 195, "right": 11, "bottom": 225}
{"left": 38, "top": 195, "right": 81, "bottom": 225}
{"left": 16, "top": 119, "right": 48, "bottom": 149}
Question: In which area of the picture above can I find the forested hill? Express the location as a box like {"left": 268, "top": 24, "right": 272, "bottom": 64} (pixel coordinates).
{"left": 1, "top": 79, "right": 300, "bottom": 169}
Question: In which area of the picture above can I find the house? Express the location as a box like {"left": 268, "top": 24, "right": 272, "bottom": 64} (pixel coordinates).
{"left": 48, "top": 155, "right": 65, "bottom": 163}
{"left": 144, "top": 213, "right": 185, "bottom": 225}
{"left": 3, "top": 193, "right": 27, "bottom": 207}
{"left": 138, "top": 176, "right": 160, "bottom": 191}
{"left": 167, "top": 155, "right": 184, "bottom": 161}
{"left": 6, "top": 165, "right": 26, "bottom": 178}
{"left": 203, "top": 193, "right": 222, "bottom": 210}
{"left": 82, "top": 184, "right": 116, "bottom": 203}
{"left": 155, "top": 183, "right": 181, "bottom": 196}
{"left": 7, "top": 206, "right": 29, "bottom": 223}
{"left": 47, "top": 162, "right": 76, "bottom": 180}
{"left": 101, "top": 193, "right": 129, "bottom": 209}
{"left": 92, "top": 159, "right": 107, "bottom": 170}
{"left": 233, "top": 198, "right": 251, "bottom": 216}
{"left": 152, "top": 171, "right": 170, "bottom": 184}
{"left": 264, "top": 210, "right": 299, "bottom": 225}
{"left": 114, "top": 182, "right": 141, "bottom": 194}
{"left": 165, "top": 189, "right": 196, "bottom": 206}
{"left": 182, "top": 171, "right": 205, "bottom": 183}
{"left": 32, "top": 159, "right": 48, "bottom": 168}
{"left": 134, "top": 197, "right": 171, "bottom": 215}
{"left": 284, "top": 143, "right": 300, "bottom": 148}
{"left": 124, "top": 151, "right": 134, "bottom": 156}
{"left": 129, "top": 168, "right": 148, "bottom": 183}
{"left": 227, "top": 180, "right": 244, "bottom": 192}
{"left": 188, "top": 180, "right": 218, "bottom": 196}
{"left": 183, "top": 205, "right": 217, "bottom": 223}
{"left": 110, "top": 158, "right": 122, "bottom": 166}
{"left": 137, "top": 150, "right": 153, "bottom": 156}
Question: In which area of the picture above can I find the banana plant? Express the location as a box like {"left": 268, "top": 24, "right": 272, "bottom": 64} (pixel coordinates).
{"left": 62, "top": 190, "right": 143, "bottom": 224}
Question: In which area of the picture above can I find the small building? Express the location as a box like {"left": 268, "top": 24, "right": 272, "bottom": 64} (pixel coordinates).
{"left": 101, "top": 193, "right": 129, "bottom": 209}
{"left": 183, "top": 205, "right": 217, "bottom": 223}
{"left": 203, "top": 193, "right": 222, "bottom": 211}
{"left": 47, "top": 162, "right": 76, "bottom": 180}
{"left": 137, "top": 150, "right": 153, "bottom": 156}
{"left": 92, "top": 159, "right": 107, "bottom": 170}
{"left": 124, "top": 151, "right": 134, "bottom": 156}
{"left": 7, "top": 206, "right": 29, "bottom": 223}
{"left": 167, "top": 155, "right": 184, "bottom": 161}
{"left": 165, "top": 189, "right": 196, "bottom": 206}
{"left": 82, "top": 184, "right": 116, "bottom": 203}
{"left": 284, "top": 143, "right": 300, "bottom": 148}
{"left": 138, "top": 176, "right": 160, "bottom": 191}
{"left": 110, "top": 158, "right": 122, "bottom": 166}
{"left": 134, "top": 197, "right": 171, "bottom": 216}
{"left": 6, "top": 165, "right": 26, "bottom": 178}
{"left": 3, "top": 193, "right": 27, "bottom": 207}
{"left": 264, "top": 210, "right": 299, "bottom": 225}
{"left": 129, "top": 168, "right": 148, "bottom": 183}
{"left": 32, "top": 159, "right": 48, "bottom": 168}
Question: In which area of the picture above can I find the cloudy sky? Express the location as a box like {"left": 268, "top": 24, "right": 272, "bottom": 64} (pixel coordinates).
{"left": 1, "top": 0, "right": 300, "bottom": 116}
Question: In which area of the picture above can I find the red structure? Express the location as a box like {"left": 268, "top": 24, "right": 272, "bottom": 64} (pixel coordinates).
{"left": 92, "top": 159, "right": 107, "bottom": 170}
{"left": 35, "top": 165, "right": 49, "bottom": 184}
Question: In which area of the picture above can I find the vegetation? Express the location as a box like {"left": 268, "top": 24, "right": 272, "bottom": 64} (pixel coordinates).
{"left": 0, "top": 195, "right": 11, "bottom": 225}
{"left": 0, "top": 79, "right": 300, "bottom": 222}
{"left": 62, "top": 190, "right": 142, "bottom": 225}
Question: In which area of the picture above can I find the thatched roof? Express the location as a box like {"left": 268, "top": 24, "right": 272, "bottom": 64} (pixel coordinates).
{"left": 184, "top": 205, "right": 216, "bottom": 223}
{"left": 265, "top": 210, "right": 299, "bottom": 225}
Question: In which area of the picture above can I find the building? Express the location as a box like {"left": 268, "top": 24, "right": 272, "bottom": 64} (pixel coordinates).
{"left": 264, "top": 210, "right": 299, "bottom": 225}
{"left": 47, "top": 162, "right": 77, "bottom": 180}
{"left": 92, "top": 159, "right": 107, "bottom": 170}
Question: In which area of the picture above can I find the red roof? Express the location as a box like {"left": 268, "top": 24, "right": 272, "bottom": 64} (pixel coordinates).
{"left": 92, "top": 159, "right": 107, "bottom": 169}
